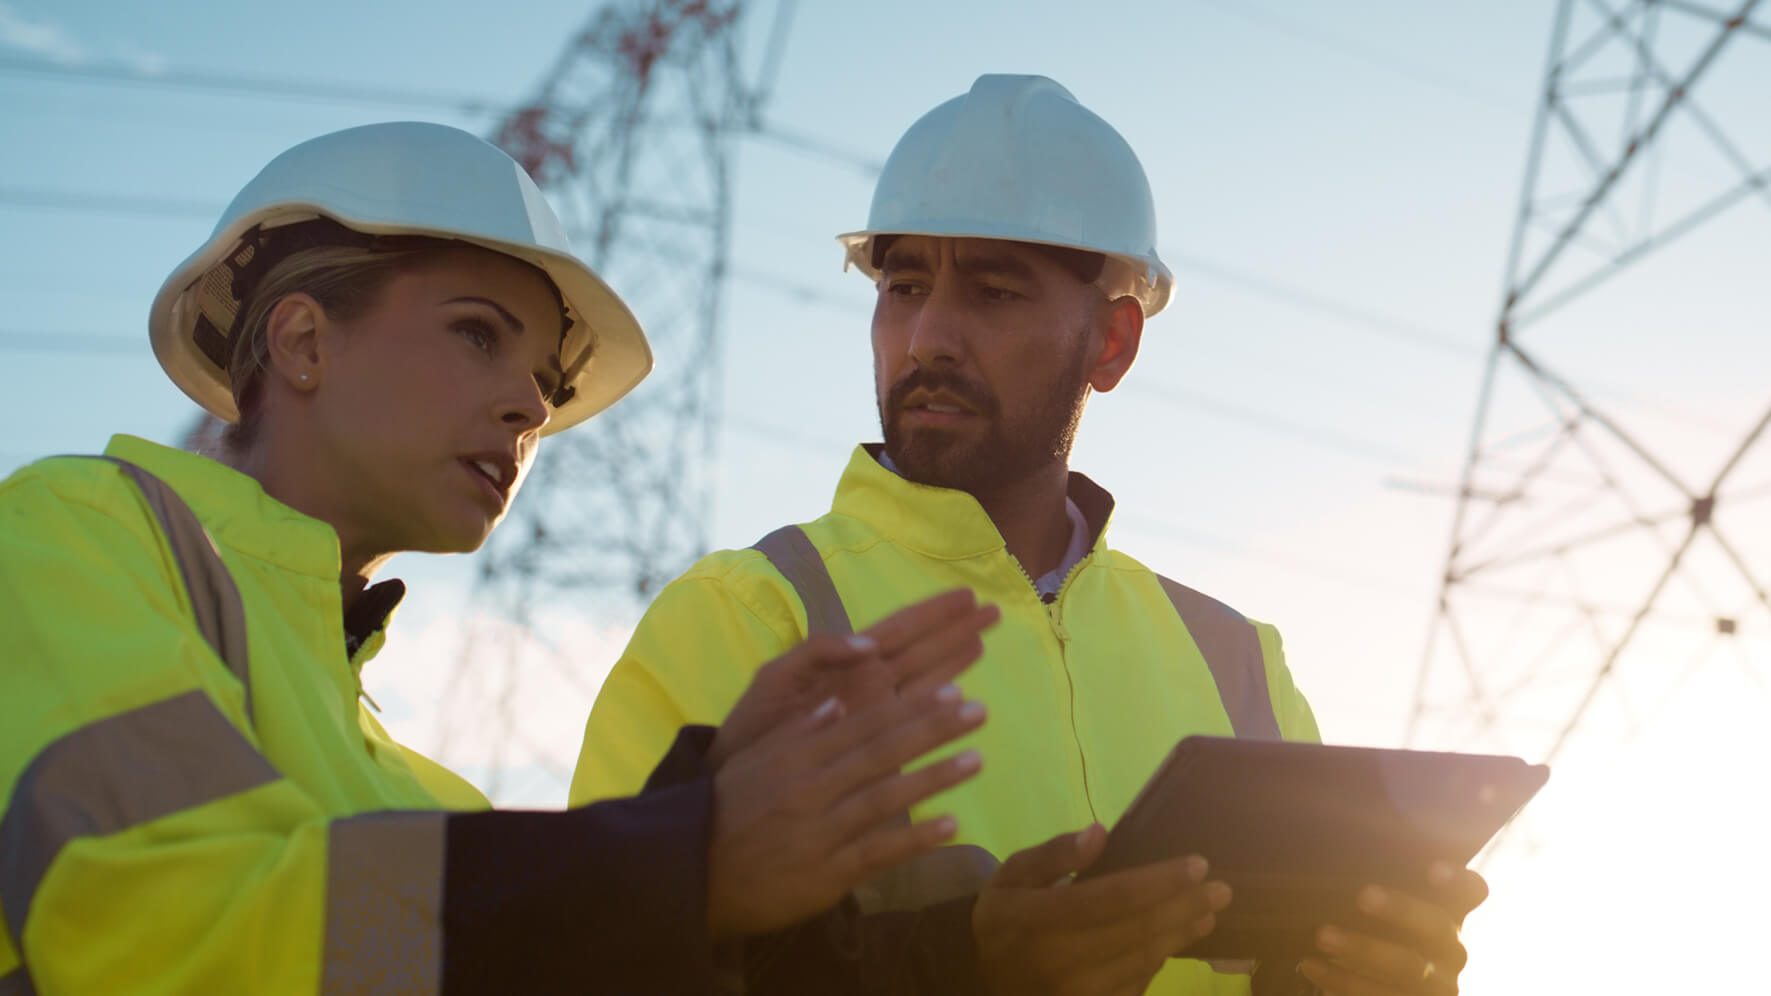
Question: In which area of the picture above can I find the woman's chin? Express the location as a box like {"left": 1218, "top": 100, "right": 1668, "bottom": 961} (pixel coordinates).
{"left": 403, "top": 517, "right": 499, "bottom": 557}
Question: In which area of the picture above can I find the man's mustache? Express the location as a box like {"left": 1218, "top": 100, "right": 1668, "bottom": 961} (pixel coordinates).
{"left": 886, "top": 368, "right": 1000, "bottom": 418}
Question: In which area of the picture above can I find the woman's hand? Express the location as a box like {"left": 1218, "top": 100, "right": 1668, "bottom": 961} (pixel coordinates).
{"left": 707, "top": 589, "right": 998, "bottom": 770}
{"left": 705, "top": 678, "right": 988, "bottom": 938}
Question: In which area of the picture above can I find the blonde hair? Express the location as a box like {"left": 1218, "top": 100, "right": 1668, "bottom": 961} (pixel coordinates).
{"left": 224, "top": 241, "right": 452, "bottom": 452}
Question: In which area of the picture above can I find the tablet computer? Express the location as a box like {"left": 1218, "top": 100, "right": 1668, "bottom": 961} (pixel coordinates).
{"left": 1080, "top": 736, "right": 1548, "bottom": 961}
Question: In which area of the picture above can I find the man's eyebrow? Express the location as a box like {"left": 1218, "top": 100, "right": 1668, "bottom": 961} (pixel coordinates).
{"left": 878, "top": 246, "right": 933, "bottom": 273}
{"left": 953, "top": 252, "right": 1039, "bottom": 283}
{"left": 879, "top": 248, "right": 1039, "bottom": 283}
{"left": 444, "top": 296, "right": 525, "bottom": 334}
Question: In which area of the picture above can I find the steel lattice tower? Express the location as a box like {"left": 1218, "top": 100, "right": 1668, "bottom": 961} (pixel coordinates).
{"left": 1408, "top": 0, "right": 1771, "bottom": 840}
{"left": 434, "top": 0, "right": 762, "bottom": 794}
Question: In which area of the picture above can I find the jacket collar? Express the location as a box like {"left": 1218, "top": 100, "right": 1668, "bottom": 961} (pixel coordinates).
{"left": 101, "top": 435, "right": 405, "bottom": 661}
{"left": 104, "top": 434, "right": 343, "bottom": 579}
{"left": 834, "top": 444, "right": 1117, "bottom": 559}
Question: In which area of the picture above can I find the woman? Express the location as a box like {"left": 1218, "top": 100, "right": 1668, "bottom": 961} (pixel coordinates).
{"left": 0, "top": 121, "right": 996, "bottom": 994}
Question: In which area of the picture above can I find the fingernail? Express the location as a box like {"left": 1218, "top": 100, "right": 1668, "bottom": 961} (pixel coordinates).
{"left": 955, "top": 749, "right": 982, "bottom": 772}
{"left": 1185, "top": 855, "right": 1209, "bottom": 882}
{"left": 1359, "top": 885, "right": 1387, "bottom": 913}
{"left": 811, "top": 696, "right": 841, "bottom": 721}
{"left": 959, "top": 700, "right": 986, "bottom": 722}
{"left": 844, "top": 634, "right": 877, "bottom": 653}
{"left": 935, "top": 683, "right": 962, "bottom": 703}
{"left": 1318, "top": 926, "right": 1345, "bottom": 953}
{"left": 933, "top": 814, "right": 958, "bottom": 837}
{"left": 1429, "top": 861, "right": 1457, "bottom": 886}
{"left": 1204, "top": 881, "right": 1231, "bottom": 910}
{"left": 1191, "top": 913, "right": 1215, "bottom": 934}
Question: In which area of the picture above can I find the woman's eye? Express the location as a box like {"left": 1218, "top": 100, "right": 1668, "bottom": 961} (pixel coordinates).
{"left": 455, "top": 319, "right": 498, "bottom": 354}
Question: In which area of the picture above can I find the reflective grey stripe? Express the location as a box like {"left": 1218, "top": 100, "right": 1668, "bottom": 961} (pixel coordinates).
{"left": 1157, "top": 575, "right": 1282, "bottom": 740}
{"left": 0, "top": 690, "right": 279, "bottom": 951}
{"left": 752, "top": 527, "right": 1003, "bottom": 916}
{"left": 751, "top": 525, "right": 853, "bottom": 635}
{"left": 90, "top": 457, "right": 254, "bottom": 722}
{"left": 748, "top": 524, "right": 1280, "bottom": 736}
{"left": 0, "top": 967, "right": 35, "bottom": 996}
{"left": 322, "top": 811, "right": 445, "bottom": 996}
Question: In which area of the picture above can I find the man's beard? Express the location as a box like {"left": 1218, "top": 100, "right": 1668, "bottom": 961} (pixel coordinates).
{"left": 879, "top": 337, "right": 1092, "bottom": 497}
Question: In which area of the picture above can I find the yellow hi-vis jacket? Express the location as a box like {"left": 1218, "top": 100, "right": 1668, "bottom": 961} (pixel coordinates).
{"left": 3, "top": 435, "right": 765, "bottom": 995}
{"left": 574, "top": 445, "right": 1321, "bottom": 996}
{"left": 0, "top": 436, "right": 488, "bottom": 993}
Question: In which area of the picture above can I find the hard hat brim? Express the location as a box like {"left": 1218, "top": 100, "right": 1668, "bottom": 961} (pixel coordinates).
{"left": 836, "top": 227, "right": 1174, "bottom": 318}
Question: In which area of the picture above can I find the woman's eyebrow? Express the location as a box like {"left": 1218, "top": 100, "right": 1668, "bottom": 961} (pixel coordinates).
{"left": 444, "top": 296, "right": 525, "bottom": 334}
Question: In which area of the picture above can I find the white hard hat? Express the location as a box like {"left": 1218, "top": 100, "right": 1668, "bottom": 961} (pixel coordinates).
{"left": 149, "top": 121, "right": 652, "bottom": 436}
{"left": 838, "top": 74, "right": 1174, "bottom": 317}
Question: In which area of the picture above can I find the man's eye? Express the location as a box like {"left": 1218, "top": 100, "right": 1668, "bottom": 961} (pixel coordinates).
{"left": 883, "top": 279, "right": 927, "bottom": 297}
{"left": 981, "top": 286, "right": 1022, "bottom": 301}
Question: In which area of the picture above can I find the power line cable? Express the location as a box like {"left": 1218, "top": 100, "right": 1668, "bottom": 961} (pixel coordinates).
{"left": 0, "top": 185, "right": 220, "bottom": 218}
{"left": 0, "top": 54, "right": 507, "bottom": 113}
{"left": 0, "top": 54, "right": 885, "bottom": 175}
{"left": 1165, "top": 249, "right": 1480, "bottom": 358}
{"left": 1193, "top": 0, "right": 1521, "bottom": 111}
{"left": 0, "top": 329, "right": 141, "bottom": 354}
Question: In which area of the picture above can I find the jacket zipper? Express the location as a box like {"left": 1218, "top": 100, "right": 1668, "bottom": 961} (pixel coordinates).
{"left": 1020, "top": 558, "right": 1101, "bottom": 827}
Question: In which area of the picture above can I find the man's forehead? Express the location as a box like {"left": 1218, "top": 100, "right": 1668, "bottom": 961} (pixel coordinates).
{"left": 877, "top": 235, "right": 1106, "bottom": 289}
{"left": 879, "top": 236, "right": 1044, "bottom": 269}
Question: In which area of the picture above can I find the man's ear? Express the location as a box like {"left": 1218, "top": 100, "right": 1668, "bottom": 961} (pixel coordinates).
{"left": 263, "top": 293, "right": 326, "bottom": 392}
{"left": 1089, "top": 296, "right": 1145, "bottom": 393}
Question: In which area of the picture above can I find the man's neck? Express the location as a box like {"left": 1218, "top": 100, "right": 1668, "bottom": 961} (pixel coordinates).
{"left": 971, "top": 463, "right": 1075, "bottom": 583}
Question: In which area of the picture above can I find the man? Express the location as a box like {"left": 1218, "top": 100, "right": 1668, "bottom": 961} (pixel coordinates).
{"left": 574, "top": 75, "right": 1486, "bottom": 995}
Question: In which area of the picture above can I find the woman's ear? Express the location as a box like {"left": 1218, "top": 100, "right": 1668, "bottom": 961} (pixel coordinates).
{"left": 263, "top": 293, "right": 326, "bottom": 392}
{"left": 1088, "top": 296, "right": 1145, "bottom": 393}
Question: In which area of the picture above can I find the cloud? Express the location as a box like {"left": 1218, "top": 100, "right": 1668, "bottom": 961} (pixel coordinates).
{"left": 0, "top": 3, "right": 89, "bottom": 65}
{"left": 0, "top": 4, "right": 170, "bottom": 75}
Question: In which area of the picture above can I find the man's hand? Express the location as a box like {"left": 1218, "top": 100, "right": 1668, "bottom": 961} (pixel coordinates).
{"left": 1298, "top": 863, "right": 1489, "bottom": 995}
{"left": 705, "top": 677, "right": 989, "bottom": 939}
{"left": 974, "top": 825, "right": 1232, "bottom": 996}
{"left": 708, "top": 589, "right": 999, "bottom": 770}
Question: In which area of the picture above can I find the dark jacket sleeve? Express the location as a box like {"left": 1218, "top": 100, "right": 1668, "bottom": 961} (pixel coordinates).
{"left": 441, "top": 725, "right": 734, "bottom": 995}
{"left": 642, "top": 723, "right": 719, "bottom": 792}
{"left": 745, "top": 894, "right": 985, "bottom": 996}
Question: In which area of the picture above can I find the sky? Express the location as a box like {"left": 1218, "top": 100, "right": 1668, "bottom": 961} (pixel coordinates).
{"left": 2, "top": 2, "right": 1768, "bottom": 992}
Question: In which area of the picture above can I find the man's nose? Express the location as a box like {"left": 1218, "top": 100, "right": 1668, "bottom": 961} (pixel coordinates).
{"left": 906, "top": 283, "right": 967, "bottom": 368}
